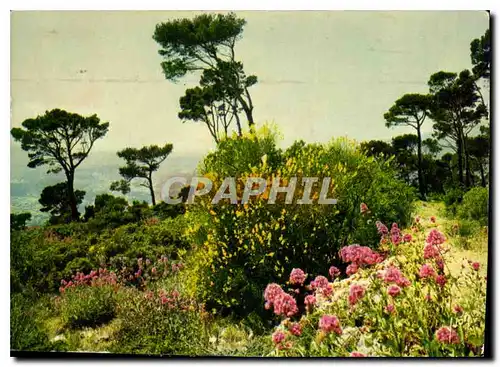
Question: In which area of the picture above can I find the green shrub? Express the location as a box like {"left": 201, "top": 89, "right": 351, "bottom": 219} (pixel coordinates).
{"left": 443, "top": 186, "right": 464, "bottom": 216}
{"left": 457, "top": 187, "right": 489, "bottom": 226}
{"left": 59, "top": 285, "right": 117, "bottom": 329}
{"left": 185, "top": 128, "right": 415, "bottom": 316}
{"left": 10, "top": 214, "right": 189, "bottom": 293}
{"left": 10, "top": 293, "right": 52, "bottom": 351}
{"left": 111, "top": 288, "right": 208, "bottom": 356}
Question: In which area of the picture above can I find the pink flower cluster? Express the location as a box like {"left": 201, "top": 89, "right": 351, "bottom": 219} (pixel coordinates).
{"left": 289, "top": 268, "right": 307, "bottom": 285}
{"left": 360, "top": 203, "right": 369, "bottom": 214}
{"left": 402, "top": 233, "right": 412, "bottom": 243}
{"left": 339, "top": 245, "right": 384, "bottom": 267}
{"left": 350, "top": 352, "right": 366, "bottom": 357}
{"left": 319, "top": 315, "right": 342, "bottom": 334}
{"left": 419, "top": 264, "right": 436, "bottom": 279}
{"left": 435, "top": 326, "right": 460, "bottom": 344}
{"left": 387, "top": 285, "right": 401, "bottom": 297}
{"left": 264, "top": 283, "right": 298, "bottom": 317}
{"left": 376, "top": 221, "right": 389, "bottom": 236}
{"left": 346, "top": 263, "right": 358, "bottom": 276}
{"left": 348, "top": 284, "right": 365, "bottom": 305}
{"left": 272, "top": 330, "right": 292, "bottom": 350}
{"left": 310, "top": 275, "right": 333, "bottom": 297}
{"left": 304, "top": 294, "right": 317, "bottom": 308}
{"left": 328, "top": 266, "right": 341, "bottom": 279}
{"left": 380, "top": 266, "right": 411, "bottom": 287}
{"left": 385, "top": 303, "right": 395, "bottom": 314}
{"left": 59, "top": 268, "right": 118, "bottom": 293}
{"left": 390, "top": 223, "right": 401, "bottom": 245}
{"left": 289, "top": 322, "right": 302, "bottom": 336}
{"left": 426, "top": 229, "right": 446, "bottom": 246}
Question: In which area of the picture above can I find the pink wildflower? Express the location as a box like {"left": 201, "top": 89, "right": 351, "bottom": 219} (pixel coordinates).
{"left": 472, "top": 262, "right": 480, "bottom": 271}
{"left": 350, "top": 352, "right": 366, "bottom": 357}
{"left": 435, "top": 258, "right": 444, "bottom": 271}
{"left": 264, "top": 283, "right": 284, "bottom": 304}
{"left": 289, "top": 268, "right": 307, "bottom": 285}
{"left": 383, "top": 266, "right": 410, "bottom": 287}
{"left": 435, "top": 275, "right": 447, "bottom": 288}
{"left": 304, "top": 295, "right": 317, "bottom": 307}
{"left": 272, "top": 330, "right": 286, "bottom": 345}
{"left": 346, "top": 263, "right": 358, "bottom": 276}
{"left": 310, "top": 275, "right": 329, "bottom": 290}
{"left": 376, "top": 221, "right": 389, "bottom": 236}
{"left": 151, "top": 267, "right": 157, "bottom": 274}
{"left": 387, "top": 285, "right": 401, "bottom": 297}
{"left": 340, "top": 244, "right": 383, "bottom": 266}
{"left": 390, "top": 223, "right": 401, "bottom": 245}
{"left": 273, "top": 293, "right": 298, "bottom": 317}
{"left": 419, "top": 264, "right": 436, "bottom": 279}
{"left": 453, "top": 305, "right": 463, "bottom": 315}
{"left": 348, "top": 284, "right": 365, "bottom": 305}
{"left": 435, "top": 326, "right": 460, "bottom": 344}
{"left": 329, "top": 266, "right": 341, "bottom": 279}
{"left": 385, "top": 303, "right": 395, "bottom": 314}
{"left": 424, "top": 243, "right": 441, "bottom": 259}
{"left": 426, "top": 229, "right": 446, "bottom": 246}
{"left": 360, "top": 203, "right": 369, "bottom": 214}
{"left": 403, "top": 233, "right": 412, "bottom": 242}
{"left": 319, "top": 315, "right": 342, "bottom": 335}
{"left": 289, "top": 322, "right": 302, "bottom": 336}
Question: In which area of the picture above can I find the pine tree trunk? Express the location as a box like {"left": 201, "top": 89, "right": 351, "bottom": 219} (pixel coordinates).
{"left": 66, "top": 171, "right": 79, "bottom": 221}
{"left": 417, "top": 127, "right": 425, "bottom": 199}
{"left": 148, "top": 174, "right": 156, "bottom": 206}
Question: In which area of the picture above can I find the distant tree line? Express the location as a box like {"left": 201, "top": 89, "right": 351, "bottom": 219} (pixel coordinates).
{"left": 363, "top": 29, "right": 490, "bottom": 199}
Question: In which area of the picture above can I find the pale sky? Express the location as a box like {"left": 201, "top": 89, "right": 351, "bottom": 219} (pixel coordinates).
{"left": 10, "top": 11, "right": 489, "bottom": 156}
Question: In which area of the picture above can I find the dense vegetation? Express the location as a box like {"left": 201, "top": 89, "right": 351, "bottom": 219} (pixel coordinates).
{"left": 11, "top": 13, "right": 489, "bottom": 357}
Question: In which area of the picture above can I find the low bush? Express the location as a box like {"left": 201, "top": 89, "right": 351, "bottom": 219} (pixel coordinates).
{"left": 58, "top": 280, "right": 118, "bottom": 329}
{"left": 457, "top": 187, "right": 489, "bottom": 226}
{"left": 10, "top": 293, "right": 52, "bottom": 351}
{"left": 111, "top": 287, "right": 209, "bottom": 356}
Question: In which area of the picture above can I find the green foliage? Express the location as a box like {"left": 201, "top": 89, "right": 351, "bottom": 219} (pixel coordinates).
{"left": 110, "top": 143, "right": 173, "bottom": 205}
{"left": 199, "top": 124, "right": 282, "bottom": 177}
{"left": 10, "top": 212, "right": 31, "bottom": 231}
{"left": 153, "top": 12, "right": 257, "bottom": 140}
{"left": 58, "top": 285, "right": 117, "bottom": 329}
{"left": 111, "top": 288, "right": 208, "bottom": 355}
{"left": 470, "top": 28, "right": 491, "bottom": 80}
{"left": 39, "top": 183, "right": 86, "bottom": 224}
{"left": 457, "top": 187, "right": 489, "bottom": 226}
{"left": 10, "top": 293, "right": 52, "bottom": 351}
{"left": 10, "top": 214, "right": 189, "bottom": 294}
{"left": 11, "top": 109, "right": 109, "bottom": 221}
{"left": 185, "top": 128, "right": 415, "bottom": 316}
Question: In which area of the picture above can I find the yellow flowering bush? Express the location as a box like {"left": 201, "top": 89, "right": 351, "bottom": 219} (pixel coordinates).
{"left": 185, "top": 126, "right": 415, "bottom": 316}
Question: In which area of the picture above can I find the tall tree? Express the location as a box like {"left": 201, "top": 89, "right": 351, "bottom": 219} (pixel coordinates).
{"left": 470, "top": 28, "right": 491, "bottom": 80}
{"left": 110, "top": 143, "right": 173, "bottom": 205}
{"left": 428, "top": 70, "right": 487, "bottom": 188}
{"left": 153, "top": 12, "right": 257, "bottom": 141}
{"left": 384, "top": 94, "right": 431, "bottom": 198}
{"left": 11, "top": 109, "right": 109, "bottom": 221}
{"left": 39, "top": 183, "right": 86, "bottom": 224}
{"left": 467, "top": 133, "right": 490, "bottom": 187}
